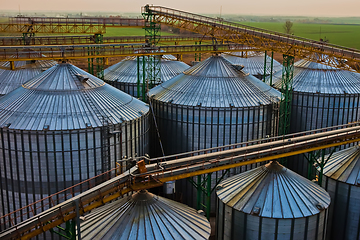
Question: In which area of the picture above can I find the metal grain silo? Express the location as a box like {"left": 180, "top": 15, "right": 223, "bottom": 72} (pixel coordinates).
{"left": 79, "top": 190, "right": 211, "bottom": 239}
{"left": 269, "top": 58, "right": 360, "bottom": 176}
{"left": 104, "top": 55, "right": 189, "bottom": 98}
{"left": 148, "top": 55, "right": 281, "bottom": 211}
{"left": 216, "top": 161, "right": 331, "bottom": 240}
{"left": 0, "top": 56, "right": 56, "bottom": 96}
{"left": 0, "top": 63, "right": 150, "bottom": 229}
{"left": 222, "top": 51, "right": 282, "bottom": 79}
{"left": 318, "top": 145, "right": 360, "bottom": 240}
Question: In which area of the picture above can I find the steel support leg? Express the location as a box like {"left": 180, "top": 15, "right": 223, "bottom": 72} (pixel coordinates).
{"left": 137, "top": 56, "right": 141, "bottom": 99}
{"left": 269, "top": 52, "right": 274, "bottom": 85}
{"left": 263, "top": 50, "right": 267, "bottom": 82}
{"left": 206, "top": 173, "right": 211, "bottom": 219}
{"left": 279, "top": 54, "right": 294, "bottom": 136}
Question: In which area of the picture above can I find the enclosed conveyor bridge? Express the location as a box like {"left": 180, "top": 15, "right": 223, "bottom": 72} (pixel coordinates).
{"left": 1, "top": 123, "right": 360, "bottom": 239}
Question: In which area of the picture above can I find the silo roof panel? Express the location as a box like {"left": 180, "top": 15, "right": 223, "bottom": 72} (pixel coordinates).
{"left": 321, "top": 145, "right": 360, "bottom": 185}
{"left": 216, "top": 161, "right": 331, "bottom": 218}
{"left": 79, "top": 190, "right": 211, "bottom": 240}
{"left": 149, "top": 55, "right": 281, "bottom": 108}
{"left": 222, "top": 51, "right": 283, "bottom": 76}
{"left": 269, "top": 58, "right": 360, "bottom": 94}
{"left": 0, "top": 63, "right": 149, "bottom": 131}
{"left": 104, "top": 55, "right": 189, "bottom": 84}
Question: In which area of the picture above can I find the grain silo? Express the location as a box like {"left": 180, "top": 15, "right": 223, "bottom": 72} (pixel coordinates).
{"left": 104, "top": 55, "right": 189, "bottom": 98}
{"left": 0, "top": 54, "right": 56, "bottom": 96}
{"left": 79, "top": 190, "right": 211, "bottom": 239}
{"left": 0, "top": 63, "right": 150, "bottom": 229}
{"left": 216, "top": 161, "right": 331, "bottom": 240}
{"left": 148, "top": 55, "right": 281, "bottom": 211}
{"left": 268, "top": 58, "right": 360, "bottom": 176}
{"left": 222, "top": 51, "right": 282, "bottom": 80}
{"left": 317, "top": 145, "right": 360, "bottom": 240}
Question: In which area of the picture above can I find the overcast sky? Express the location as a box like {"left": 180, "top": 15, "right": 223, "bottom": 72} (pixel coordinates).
{"left": 1, "top": 0, "right": 359, "bottom": 17}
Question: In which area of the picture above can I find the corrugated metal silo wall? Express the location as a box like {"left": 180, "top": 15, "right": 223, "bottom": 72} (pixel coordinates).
{"left": 322, "top": 176, "right": 360, "bottom": 240}
{"left": 216, "top": 200, "right": 329, "bottom": 240}
{"left": 150, "top": 100, "right": 279, "bottom": 213}
{"left": 0, "top": 113, "right": 149, "bottom": 232}
{"left": 288, "top": 92, "right": 360, "bottom": 176}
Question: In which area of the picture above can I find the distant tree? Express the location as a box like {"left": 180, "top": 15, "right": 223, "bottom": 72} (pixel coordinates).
{"left": 283, "top": 20, "right": 294, "bottom": 35}
{"left": 320, "top": 36, "right": 330, "bottom": 43}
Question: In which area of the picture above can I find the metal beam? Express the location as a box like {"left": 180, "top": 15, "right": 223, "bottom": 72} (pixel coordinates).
{"left": 0, "top": 17, "right": 145, "bottom": 34}
{"left": 0, "top": 43, "right": 251, "bottom": 59}
{"left": 0, "top": 35, "right": 214, "bottom": 46}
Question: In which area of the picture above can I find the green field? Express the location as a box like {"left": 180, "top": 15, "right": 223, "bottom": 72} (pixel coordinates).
{"left": 239, "top": 22, "right": 360, "bottom": 50}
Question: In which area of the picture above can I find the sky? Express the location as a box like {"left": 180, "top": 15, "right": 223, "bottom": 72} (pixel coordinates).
{"left": 0, "top": 0, "right": 359, "bottom": 17}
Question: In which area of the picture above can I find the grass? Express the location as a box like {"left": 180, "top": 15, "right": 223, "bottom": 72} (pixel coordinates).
{"left": 239, "top": 22, "right": 360, "bottom": 50}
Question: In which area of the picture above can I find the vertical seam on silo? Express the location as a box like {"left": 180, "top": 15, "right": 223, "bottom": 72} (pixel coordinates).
{"left": 342, "top": 185, "right": 351, "bottom": 240}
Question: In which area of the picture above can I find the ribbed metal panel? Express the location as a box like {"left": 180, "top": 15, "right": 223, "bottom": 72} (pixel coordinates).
{"left": 222, "top": 51, "right": 282, "bottom": 79}
{"left": 268, "top": 58, "right": 360, "bottom": 176}
{"left": 0, "top": 63, "right": 150, "bottom": 231}
{"left": 79, "top": 190, "right": 211, "bottom": 240}
{"left": 148, "top": 55, "right": 281, "bottom": 212}
{"left": 149, "top": 55, "right": 281, "bottom": 108}
{"left": 319, "top": 145, "right": 360, "bottom": 240}
{"left": 0, "top": 56, "right": 56, "bottom": 96}
{"left": 104, "top": 55, "right": 189, "bottom": 98}
{"left": 216, "top": 161, "right": 330, "bottom": 240}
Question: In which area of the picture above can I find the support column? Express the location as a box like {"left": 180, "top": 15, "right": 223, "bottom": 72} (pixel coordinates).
{"left": 9, "top": 61, "right": 14, "bottom": 71}
{"left": 263, "top": 50, "right": 267, "bottom": 82}
{"left": 206, "top": 173, "right": 211, "bottom": 219}
{"left": 137, "top": 56, "right": 141, "bottom": 99}
{"left": 95, "top": 34, "right": 104, "bottom": 80}
{"left": 142, "top": 5, "right": 162, "bottom": 91}
{"left": 269, "top": 51, "right": 274, "bottom": 85}
{"left": 142, "top": 56, "right": 146, "bottom": 102}
{"left": 278, "top": 54, "right": 295, "bottom": 136}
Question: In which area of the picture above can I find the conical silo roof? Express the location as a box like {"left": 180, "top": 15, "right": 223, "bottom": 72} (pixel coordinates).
{"left": 0, "top": 63, "right": 149, "bottom": 131}
{"left": 0, "top": 54, "right": 56, "bottom": 95}
{"left": 148, "top": 55, "right": 281, "bottom": 108}
{"left": 79, "top": 190, "right": 211, "bottom": 240}
{"left": 320, "top": 145, "right": 360, "bottom": 185}
{"left": 216, "top": 161, "right": 330, "bottom": 218}
{"left": 269, "top": 58, "right": 360, "bottom": 94}
{"left": 104, "top": 55, "right": 189, "bottom": 84}
{"left": 222, "top": 51, "right": 282, "bottom": 76}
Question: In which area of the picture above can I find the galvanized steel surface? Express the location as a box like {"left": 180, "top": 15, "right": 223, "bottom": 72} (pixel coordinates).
{"left": 270, "top": 59, "right": 360, "bottom": 94}
{"left": 0, "top": 63, "right": 150, "bottom": 233}
{"left": 104, "top": 55, "right": 189, "bottom": 97}
{"left": 216, "top": 161, "right": 330, "bottom": 240}
{"left": 322, "top": 145, "right": 360, "bottom": 184}
{"left": 217, "top": 161, "right": 330, "bottom": 218}
{"left": 0, "top": 57, "right": 56, "bottom": 96}
{"left": 320, "top": 145, "right": 360, "bottom": 240}
{"left": 222, "top": 51, "right": 282, "bottom": 77}
{"left": 148, "top": 55, "right": 281, "bottom": 213}
{"left": 0, "top": 63, "right": 149, "bottom": 130}
{"left": 268, "top": 58, "right": 360, "bottom": 176}
{"left": 79, "top": 190, "right": 211, "bottom": 240}
{"left": 149, "top": 55, "right": 281, "bottom": 108}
